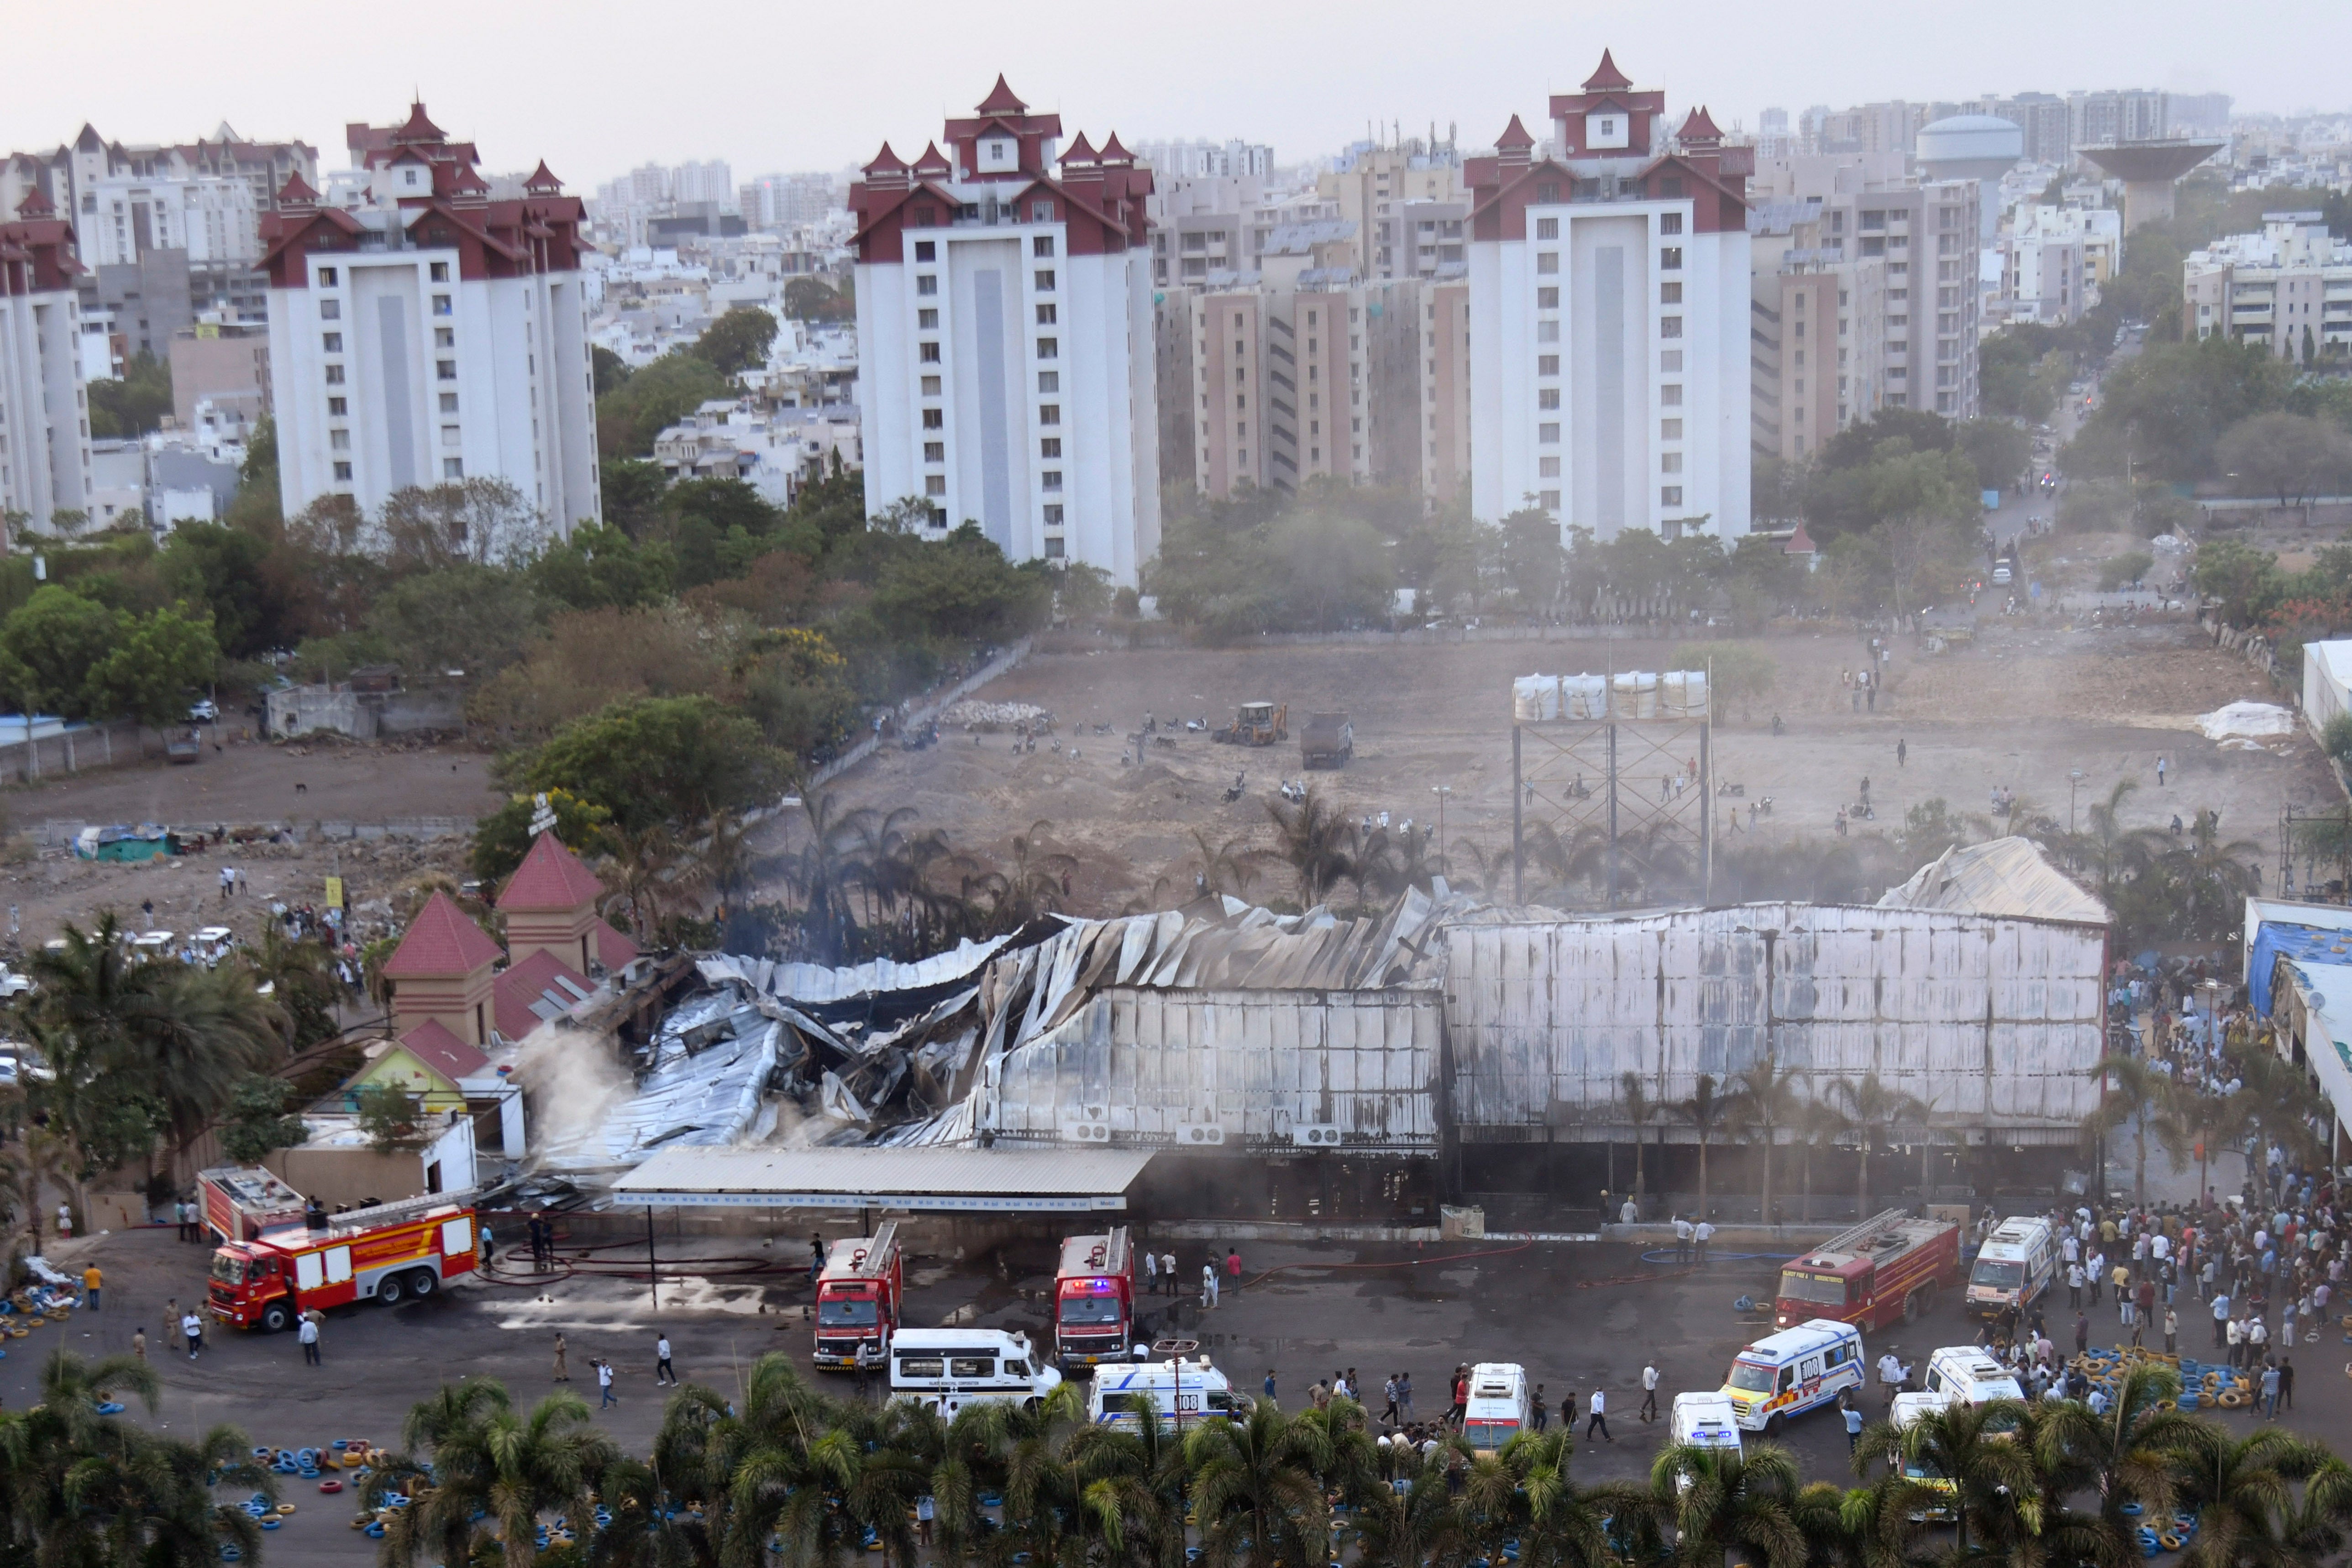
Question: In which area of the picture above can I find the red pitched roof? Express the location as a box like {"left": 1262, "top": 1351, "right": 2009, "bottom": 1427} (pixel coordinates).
{"left": 976, "top": 74, "right": 1028, "bottom": 115}
{"left": 524, "top": 159, "right": 563, "bottom": 194}
{"left": 393, "top": 101, "right": 447, "bottom": 143}
{"left": 380, "top": 890, "right": 504, "bottom": 978}
{"left": 1785, "top": 520, "right": 1817, "bottom": 555}
{"left": 394, "top": 1018, "right": 488, "bottom": 1084}
{"left": 13, "top": 185, "right": 54, "bottom": 219}
{"left": 1496, "top": 114, "right": 1537, "bottom": 151}
{"left": 1584, "top": 49, "right": 1633, "bottom": 91}
{"left": 1060, "top": 131, "right": 1098, "bottom": 166}
{"left": 1680, "top": 105, "right": 1724, "bottom": 144}
{"left": 911, "top": 142, "right": 952, "bottom": 176}
{"left": 494, "top": 948, "right": 592, "bottom": 1042}
{"left": 497, "top": 832, "right": 608, "bottom": 912}
{"left": 275, "top": 171, "right": 319, "bottom": 206}
{"left": 1098, "top": 132, "right": 1135, "bottom": 165}
{"left": 863, "top": 142, "right": 908, "bottom": 175}
{"left": 595, "top": 920, "right": 640, "bottom": 972}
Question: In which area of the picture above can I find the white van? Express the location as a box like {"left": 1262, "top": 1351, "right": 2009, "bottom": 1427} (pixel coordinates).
{"left": 889, "top": 1328, "right": 1061, "bottom": 1418}
{"left": 1889, "top": 1390, "right": 1959, "bottom": 1519}
{"left": 1923, "top": 1347, "right": 2025, "bottom": 1410}
{"left": 1965, "top": 1217, "right": 2057, "bottom": 1319}
{"left": 1088, "top": 1356, "right": 1250, "bottom": 1432}
{"left": 1720, "top": 1318, "right": 1866, "bottom": 1433}
{"left": 1462, "top": 1363, "right": 1531, "bottom": 1454}
{"left": 1670, "top": 1391, "right": 1743, "bottom": 1486}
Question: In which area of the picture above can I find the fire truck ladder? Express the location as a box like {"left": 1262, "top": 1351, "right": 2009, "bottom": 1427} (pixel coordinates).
{"left": 847, "top": 1219, "right": 900, "bottom": 1277}
{"left": 1092, "top": 1226, "right": 1130, "bottom": 1276}
{"left": 1810, "top": 1207, "right": 1912, "bottom": 1258}
{"left": 342, "top": 1188, "right": 480, "bottom": 1227}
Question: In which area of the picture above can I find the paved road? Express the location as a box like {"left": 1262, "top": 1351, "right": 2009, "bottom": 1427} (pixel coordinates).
{"left": 28, "top": 1211, "right": 2351, "bottom": 1567}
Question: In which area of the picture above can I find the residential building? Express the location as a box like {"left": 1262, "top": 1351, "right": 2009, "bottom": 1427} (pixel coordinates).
{"left": 2011, "top": 201, "right": 2121, "bottom": 285}
{"left": 1318, "top": 138, "right": 1468, "bottom": 279}
{"left": 168, "top": 318, "right": 270, "bottom": 426}
{"left": 83, "top": 174, "right": 258, "bottom": 269}
{"left": 0, "top": 187, "right": 94, "bottom": 533}
{"left": 1748, "top": 199, "right": 1885, "bottom": 463}
{"left": 740, "top": 172, "right": 839, "bottom": 231}
{"left": 2184, "top": 213, "right": 2352, "bottom": 361}
{"left": 259, "top": 103, "right": 600, "bottom": 537}
{"left": 1, "top": 122, "right": 318, "bottom": 241}
{"left": 2070, "top": 89, "right": 2169, "bottom": 150}
{"left": 1132, "top": 139, "right": 1273, "bottom": 180}
{"left": 1749, "top": 153, "right": 1982, "bottom": 420}
{"left": 651, "top": 396, "right": 860, "bottom": 508}
{"left": 1976, "top": 93, "right": 2072, "bottom": 164}
{"left": 2171, "top": 94, "right": 2235, "bottom": 137}
{"left": 850, "top": 77, "right": 1159, "bottom": 582}
{"left": 1465, "top": 51, "right": 1753, "bottom": 540}
{"left": 1996, "top": 231, "right": 2086, "bottom": 325}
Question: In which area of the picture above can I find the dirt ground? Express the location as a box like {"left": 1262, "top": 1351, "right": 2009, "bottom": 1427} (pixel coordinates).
{"left": 0, "top": 740, "right": 498, "bottom": 951}
{"left": 814, "top": 616, "right": 2338, "bottom": 914}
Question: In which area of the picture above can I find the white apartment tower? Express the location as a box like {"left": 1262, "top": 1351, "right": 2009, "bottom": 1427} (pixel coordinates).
{"left": 0, "top": 188, "right": 93, "bottom": 534}
{"left": 259, "top": 104, "right": 599, "bottom": 539}
{"left": 1465, "top": 52, "right": 1752, "bottom": 541}
{"left": 850, "top": 77, "right": 1160, "bottom": 583}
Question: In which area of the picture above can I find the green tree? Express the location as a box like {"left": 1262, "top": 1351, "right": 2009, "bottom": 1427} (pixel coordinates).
{"left": 591, "top": 345, "right": 632, "bottom": 397}
{"left": 1676, "top": 1072, "right": 1731, "bottom": 1220}
{"left": 85, "top": 351, "right": 174, "bottom": 438}
{"left": 1830, "top": 1072, "right": 1919, "bottom": 1216}
{"left": 371, "top": 1377, "right": 620, "bottom": 1568}
{"left": 217, "top": 1073, "right": 310, "bottom": 1164}
{"left": 527, "top": 521, "right": 675, "bottom": 612}
{"left": 0, "top": 586, "right": 121, "bottom": 717}
{"left": 508, "top": 694, "right": 787, "bottom": 834}
{"left": 694, "top": 307, "right": 782, "bottom": 376}
{"left": 1186, "top": 1399, "right": 1339, "bottom": 1568}
{"left": 2215, "top": 410, "right": 2352, "bottom": 510}
{"left": 2170, "top": 1422, "right": 2317, "bottom": 1568}
{"left": 2065, "top": 335, "right": 2291, "bottom": 482}
{"left": 1731, "top": 1054, "right": 1801, "bottom": 1230}
{"left": 785, "top": 275, "right": 856, "bottom": 324}
{"left": 1649, "top": 1438, "right": 1807, "bottom": 1568}
{"left": 471, "top": 787, "right": 616, "bottom": 885}
{"left": 1858, "top": 1400, "right": 2040, "bottom": 1557}
{"left": 1265, "top": 786, "right": 1359, "bottom": 907}
{"left": 2100, "top": 551, "right": 2157, "bottom": 591}
{"left": 354, "top": 1080, "right": 429, "bottom": 1155}
{"left": 85, "top": 604, "right": 220, "bottom": 727}
{"left": 597, "top": 349, "right": 731, "bottom": 458}
{"left": 2081, "top": 1054, "right": 2187, "bottom": 1210}
{"left": 2192, "top": 538, "right": 2286, "bottom": 626}
{"left": 1496, "top": 508, "right": 1568, "bottom": 615}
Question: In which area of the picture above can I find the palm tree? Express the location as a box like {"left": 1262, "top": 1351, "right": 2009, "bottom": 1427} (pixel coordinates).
{"left": 1650, "top": 1438, "right": 1809, "bottom": 1568}
{"left": 2080, "top": 778, "right": 2165, "bottom": 902}
{"left": 244, "top": 923, "right": 341, "bottom": 1049}
{"left": 1858, "top": 1399, "right": 2040, "bottom": 1558}
{"left": 129, "top": 961, "right": 281, "bottom": 1164}
{"left": 2170, "top": 1422, "right": 2319, "bottom": 1568}
{"left": 1731, "top": 1055, "right": 1801, "bottom": 1227}
{"left": 1830, "top": 1074, "right": 1919, "bottom": 1219}
{"left": 370, "top": 1377, "right": 619, "bottom": 1568}
{"left": 1188, "top": 829, "right": 1263, "bottom": 902}
{"left": 1677, "top": 1073, "right": 1731, "bottom": 1220}
{"left": 1792, "top": 1094, "right": 1847, "bottom": 1224}
{"left": 1185, "top": 1399, "right": 1338, "bottom": 1568}
{"left": 2082, "top": 1054, "right": 2189, "bottom": 1211}
{"left": 1264, "top": 786, "right": 1359, "bottom": 907}
{"left": 1622, "top": 1071, "right": 1660, "bottom": 1219}
{"left": 1347, "top": 1463, "right": 1473, "bottom": 1568}
{"left": 2176, "top": 1086, "right": 2254, "bottom": 1211}
{"left": 2031, "top": 1360, "right": 2198, "bottom": 1561}
{"left": 1817, "top": 1473, "right": 1937, "bottom": 1568}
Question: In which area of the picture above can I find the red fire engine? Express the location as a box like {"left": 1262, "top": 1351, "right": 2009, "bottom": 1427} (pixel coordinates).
{"left": 1052, "top": 1227, "right": 1135, "bottom": 1369}
{"left": 814, "top": 1221, "right": 903, "bottom": 1371}
{"left": 201, "top": 1169, "right": 479, "bottom": 1332}
{"left": 1773, "top": 1207, "right": 1961, "bottom": 1332}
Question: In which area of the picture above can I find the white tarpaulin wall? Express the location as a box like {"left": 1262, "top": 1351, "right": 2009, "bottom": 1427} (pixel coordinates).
{"left": 1444, "top": 903, "right": 2105, "bottom": 1137}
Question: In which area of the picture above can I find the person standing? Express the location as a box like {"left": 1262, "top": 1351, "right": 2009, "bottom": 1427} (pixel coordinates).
{"left": 656, "top": 1334, "right": 677, "bottom": 1386}
{"left": 81, "top": 1264, "right": 100, "bottom": 1311}
{"left": 1142, "top": 1250, "right": 1157, "bottom": 1295}
{"left": 182, "top": 1309, "right": 204, "bottom": 1360}
{"left": 55, "top": 1203, "right": 70, "bottom": 1242}
{"left": 2278, "top": 1355, "right": 2296, "bottom": 1411}
{"left": 1381, "top": 1374, "right": 1400, "bottom": 1425}
{"left": 1202, "top": 1263, "right": 1219, "bottom": 1310}
{"left": 2261, "top": 1358, "right": 2281, "bottom": 1421}
{"left": 597, "top": 1359, "right": 617, "bottom": 1409}
{"left": 1694, "top": 1219, "right": 1715, "bottom": 1266}
{"left": 1640, "top": 1361, "right": 1660, "bottom": 1422}
{"left": 2163, "top": 1305, "right": 2179, "bottom": 1355}
{"left": 856, "top": 1339, "right": 882, "bottom": 1400}
{"left": 1264, "top": 1369, "right": 1278, "bottom": 1405}
{"left": 916, "top": 1495, "right": 934, "bottom": 1551}
{"left": 2213, "top": 1290, "right": 2232, "bottom": 1347}
{"left": 1397, "top": 1370, "right": 1415, "bottom": 1421}
{"left": 299, "top": 1311, "right": 321, "bottom": 1366}
{"left": 2225, "top": 1314, "right": 2245, "bottom": 1369}
{"left": 2156, "top": 755, "right": 2168, "bottom": 787}
{"left": 1162, "top": 1252, "right": 1177, "bottom": 1297}
{"left": 1449, "top": 1366, "right": 1470, "bottom": 1429}
{"left": 1531, "top": 1384, "right": 1548, "bottom": 1433}
{"left": 1226, "top": 1248, "right": 1242, "bottom": 1287}
{"left": 1896, "top": 738, "right": 1907, "bottom": 769}
{"left": 553, "top": 1332, "right": 571, "bottom": 1383}
{"left": 1585, "top": 1387, "right": 1612, "bottom": 1443}
{"left": 1844, "top": 1398, "right": 1865, "bottom": 1453}
{"left": 1673, "top": 1214, "right": 1694, "bottom": 1265}
{"left": 131, "top": 1326, "right": 146, "bottom": 1362}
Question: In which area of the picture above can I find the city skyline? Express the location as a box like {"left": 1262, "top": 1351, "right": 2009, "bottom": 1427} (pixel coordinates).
{"left": 4, "top": 0, "right": 2337, "bottom": 197}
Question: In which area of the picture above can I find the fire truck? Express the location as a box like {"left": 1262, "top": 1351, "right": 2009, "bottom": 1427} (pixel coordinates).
{"left": 1772, "top": 1208, "right": 1961, "bottom": 1332}
{"left": 202, "top": 1171, "right": 480, "bottom": 1333}
{"left": 1052, "top": 1227, "right": 1136, "bottom": 1369}
{"left": 814, "top": 1222, "right": 903, "bottom": 1371}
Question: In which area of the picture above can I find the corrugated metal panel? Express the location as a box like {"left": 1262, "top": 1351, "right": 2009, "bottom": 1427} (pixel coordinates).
{"left": 980, "top": 986, "right": 1442, "bottom": 1151}
{"left": 1878, "top": 836, "right": 2110, "bottom": 925}
{"left": 1445, "top": 903, "right": 2104, "bottom": 1137}
{"left": 614, "top": 1144, "right": 1157, "bottom": 1198}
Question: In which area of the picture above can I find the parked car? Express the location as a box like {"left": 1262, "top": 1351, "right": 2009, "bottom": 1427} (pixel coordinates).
{"left": 186, "top": 699, "right": 219, "bottom": 723}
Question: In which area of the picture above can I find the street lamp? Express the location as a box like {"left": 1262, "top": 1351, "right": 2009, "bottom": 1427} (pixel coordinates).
{"left": 2068, "top": 769, "right": 2086, "bottom": 835}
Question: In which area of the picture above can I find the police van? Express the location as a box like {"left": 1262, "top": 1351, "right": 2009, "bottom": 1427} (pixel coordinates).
{"left": 1462, "top": 1363, "right": 1531, "bottom": 1454}
{"left": 1719, "top": 1318, "right": 1866, "bottom": 1433}
{"left": 889, "top": 1328, "right": 1061, "bottom": 1418}
{"left": 1087, "top": 1355, "right": 1250, "bottom": 1432}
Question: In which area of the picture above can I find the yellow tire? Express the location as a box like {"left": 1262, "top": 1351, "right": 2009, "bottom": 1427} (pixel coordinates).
{"left": 2219, "top": 1391, "right": 2248, "bottom": 1408}
{"left": 2160, "top": 1535, "right": 2182, "bottom": 1550}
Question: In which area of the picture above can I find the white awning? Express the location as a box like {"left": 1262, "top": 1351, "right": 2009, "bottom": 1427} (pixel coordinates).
{"left": 610, "top": 1145, "right": 1158, "bottom": 1213}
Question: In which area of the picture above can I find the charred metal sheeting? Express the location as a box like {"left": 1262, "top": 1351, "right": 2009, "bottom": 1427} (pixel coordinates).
{"left": 1444, "top": 903, "right": 2106, "bottom": 1141}
{"left": 1878, "top": 836, "right": 2111, "bottom": 925}
{"left": 981, "top": 986, "right": 1444, "bottom": 1151}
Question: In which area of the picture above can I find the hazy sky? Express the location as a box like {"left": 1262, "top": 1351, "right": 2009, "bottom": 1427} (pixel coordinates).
{"left": 7, "top": 0, "right": 2344, "bottom": 192}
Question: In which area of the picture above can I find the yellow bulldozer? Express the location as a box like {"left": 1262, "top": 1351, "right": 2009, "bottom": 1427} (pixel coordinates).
{"left": 1211, "top": 701, "right": 1288, "bottom": 746}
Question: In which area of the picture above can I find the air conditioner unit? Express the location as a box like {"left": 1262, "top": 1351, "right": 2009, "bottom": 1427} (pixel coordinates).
{"left": 1060, "top": 1105, "right": 1113, "bottom": 1143}
{"left": 1292, "top": 1124, "right": 1344, "bottom": 1148}
{"left": 1178, "top": 1121, "right": 1228, "bottom": 1146}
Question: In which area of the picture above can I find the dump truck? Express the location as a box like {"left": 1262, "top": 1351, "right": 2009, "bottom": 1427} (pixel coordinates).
{"left": 1300, "top": 711, "right": 1353, "bottom": 768}
{"left": 1212, "top": 702, "right": 1287, "bottom": 746}
{"left": 814, "top": 1221, "right": 903, "bottom": 1370}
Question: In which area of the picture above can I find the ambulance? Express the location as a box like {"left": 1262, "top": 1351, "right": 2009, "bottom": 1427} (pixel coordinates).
{"left": 1462, "top": 1363, "right": 1531, "bottom": 1454}
{"left": 888, "top": 1328, "right": 1061, "bottom": 1418}
{"left": 1087, "top": 1355, "right": 1250, "bottom": 1432}
{"left": 1922, "top": 1347, "right": 2027, "bottom": 1432}
{"left": 1965, "top": 1217, "right": 2057, "bottom": 1319}
{"left": 1888, "top": 1390, "right": 1959, "bottom": 1520}
{"left": 1668, "top": 1392, "right": 1744, "bottom": 1493}
{"left": 1719, "top": 1318, "right": 1866, "bottom": 1433}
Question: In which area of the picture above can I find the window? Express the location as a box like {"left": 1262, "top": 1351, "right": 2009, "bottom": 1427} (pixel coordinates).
{"left": 1661, "top": 384, "right": 1683, "bottom": 406}
{"left": 317, "top": 267, "right": 337, "bottom": 286}
{"left": 917, "top": 309, "right": 939, "bottom": 329}
{"left": 1034, "top": 269, "right": 1055, "bottom": 290}
{"left": 329, "top": 429, "right": 351, "bottom": 451}
{"left": 430, "top": 262, "right": 450, "bottom": 282}
{"left": 1660, "top": 316, "right": 1683, "bottom": 338}
{"left": 922, "top": 409, "right": 944, "bottom": 430}
{"left": 1040, "top": 437, "right": 1062, "bottom": 458}
{"left": 1661, "top": 350, "right": 1682, "bottom": 371}
{"left": 1662, "top": 486, "right": 1683, "bottom": 506}
{"left": 1035, "top": 303, "right": 1057, "bottom": 325}
{"left": 898, "top": 1356, "right": 945, "bottom": 1379}
{"left": 1539, "top": 456, "right": 1561, "bottom": 477}
{"left": 1536, "top": 287, "right": 1559, "bottom": 309}
{"left": 1536, "top": 182, "right": 1559, "bottom": 203}
{"left": 442, "top": 457, "right": 464, "bottom": 479}
{"left": 914, "top": 241, "right": 936, "bottom": 262}
{"left": 1661, "top": 246, "right": 1682, "bottom": 270}
{"left": 1660, "top": 282, "right": 1682, "bottom": 304}
{"left": 919, "top": 341, "right": 941, "bottom": 363}
{"left": 1043, "top": 503, "right": 1064, "bottom": 525}
{"left": 1659, "top": 213, "right": 1683, "bottom": 236}
{"left": 332, "top": 461, "right": 352, "bottom": 480}
{"left": 1540, "top": 488, "right": 1561, "bottom": 509}
{"left": 431, "top": 294, "right": 452, "bottom": 316}
{"left": 1535, "top": 217, "right": 1559, "bottom": 240}
{"left": 438, "top": 424, "right": 462, "bottom": 448}
{"left": 1038, "top": 371, "right": 1059, "bottom": 393}
{"left": 1539, "top": 422, "right": 1559, "bottom": 443}
{"left": 1033, "top": 236, "right": 1055, "bottom": 257}
{"left": 1036, "top": 337, "right": 1058, "bottom": 359}
{"left": 1039, "top": 404, "right": 1060, "bottom": 425}
{"left": 917, "top": 274, "right": 938, "bottom": 296}
{"left": 1537, "top": 252, "right": 1559, "bottom": 275}
{"left": 1661, "top": 452, "right": 1683, "bottom": 474}
{"left": 1661, "top": 418, "right": 1682, "bottom": 439}
{"left": 921, "top": 375, "right": 942, "bottom": 395}
{"left": 1538, "top": 388, "right": 1559, "bottom": 410}
{"left": 324, "top": 365, "right": 345, "bottom": 385}
{"left": 1043, "top": 535, "right": 1065, "bottom": 559}
{"left": 435, "top": 328, "right": 455, "bottom": 349}
{"left": 319, "top": 299, "right": 341, "bottom": 321}
{"left": 1041, "top": 470, "right": 1063, "bottom": 491}
{"left": 924, "top": 441, "right": 945, "bottom": 462}
{"left": 327, "top": 396, "right": 347, "bottom": 416}
{"left": 321, "top": 332, "right": 342, "bottom": 352}
{"left": 1031, "top": 201, "right": 1054, "bottom": 223}
{"left": 436, "top": 360, "right": 457, "bottom": 380}
{"left": 925, "top": 475, "right": 946, "bottom": 497}
{"left": 1537, "top": 354, "right": 1559, "bottom": 376}
{"left": 439, "top": 393, "right": 458, "bottom": 413}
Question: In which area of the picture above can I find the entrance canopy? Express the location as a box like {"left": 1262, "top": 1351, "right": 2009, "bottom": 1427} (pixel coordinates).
{"left": 612, "top": 1145, "right": 1158, "bottom": 1213}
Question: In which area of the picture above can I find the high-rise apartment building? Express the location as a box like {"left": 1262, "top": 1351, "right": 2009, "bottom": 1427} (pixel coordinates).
{"left": 1131, "top": 139, "right": 1273, "bottom": 180}
{"left": 260, "top": 103, "right": 600, "bottom": 537}
{"left": 2070, "top": 90, "right": 2169, "bottom": 150}
{"left": 0, "top": 188, "right": 94, "bottom": 534}
{"left": 84, "top": 175, "right": 259, "bottom": 269}
{"left": 1976, "top": 92, "right": 2072, "bottom": 165}
{"left": 1464, "top": 52, "right": 1752, "bottom": 540}
{"left": 740, "top": 173, "right": 839, "bottom": 231}
{"left": 2184, "top": 214, "right": 2352, "bottom": 361}
{"left": 850, "top": 77, "right": 1159, "bottom": 583}
{"left": 1318, "top": 140, "right": 1468, "bottom": 280}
